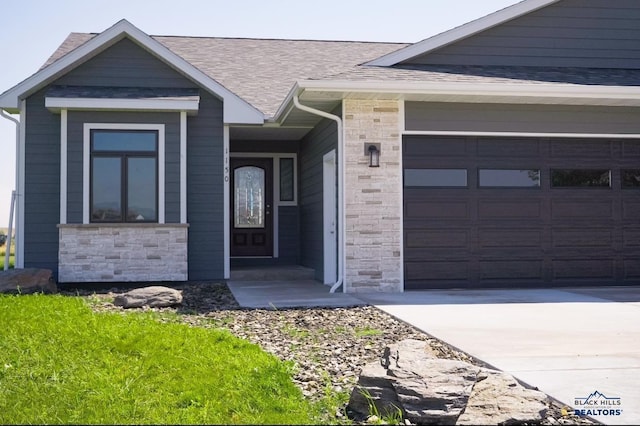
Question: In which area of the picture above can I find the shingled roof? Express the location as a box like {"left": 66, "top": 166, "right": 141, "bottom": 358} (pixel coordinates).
{"left": 40, "top": 25, "right": 640, "bottom": 121}
{"left": 44, "top": 32, "right": 408, "bottom": 118}
{"left": 317, "top": 64, "right": 640, "bottom": 87}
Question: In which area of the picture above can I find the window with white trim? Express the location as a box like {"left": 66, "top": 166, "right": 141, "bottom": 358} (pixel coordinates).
{"left": 90, "top": 130, "right": 158, "bottom": 222}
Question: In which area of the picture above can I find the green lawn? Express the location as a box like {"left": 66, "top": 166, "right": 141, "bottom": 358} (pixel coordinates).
{"left": 0, "top": 294, "right": 323, "bottom": 425}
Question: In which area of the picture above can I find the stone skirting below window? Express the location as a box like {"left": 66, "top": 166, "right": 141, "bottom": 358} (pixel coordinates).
{"left": 58, "top": 224, "right": 188, "bottom": 283}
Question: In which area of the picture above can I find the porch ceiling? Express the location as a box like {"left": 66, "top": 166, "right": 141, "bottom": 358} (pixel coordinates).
{"left": 230, "top": 125, "right": 313, "bottom": 141}
{"left": 231, "top": 98, "right": 341, "bottom": 141}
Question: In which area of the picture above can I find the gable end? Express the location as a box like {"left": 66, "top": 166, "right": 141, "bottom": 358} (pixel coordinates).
{"left": 403, "top": 0, "right": 640, "bottom": 68}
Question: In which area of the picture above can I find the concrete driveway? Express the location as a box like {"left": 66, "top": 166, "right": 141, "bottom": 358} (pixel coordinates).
{"left": 356, "top": 287, "right": 640, "bottom": 425}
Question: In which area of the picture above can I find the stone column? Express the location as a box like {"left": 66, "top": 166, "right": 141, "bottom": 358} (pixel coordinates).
{"left": 343, "top": 99, "right": 402, "bottom": 292}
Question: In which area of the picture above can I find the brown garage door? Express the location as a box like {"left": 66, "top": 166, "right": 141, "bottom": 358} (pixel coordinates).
{"left": 403, "top": 135, "right": 640, "bottom": 289}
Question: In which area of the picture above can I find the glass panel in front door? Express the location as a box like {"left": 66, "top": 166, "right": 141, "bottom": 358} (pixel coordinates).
{"left": 234, "top": 166, "right": 265, "bottom": 228}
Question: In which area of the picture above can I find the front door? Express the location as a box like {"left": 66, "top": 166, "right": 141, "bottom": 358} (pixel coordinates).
{"left": 230, "top": 158, "right": 273, "bottom": 257}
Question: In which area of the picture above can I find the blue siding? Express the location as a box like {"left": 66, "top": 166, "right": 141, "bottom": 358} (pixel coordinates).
{"left": 56, "top": 38, "right": 196, "bottom": 87}
{"left": 405, "top": 102, "right": 640, "bottom": 134}
{"left": 187, "top": 91, "right": 225, "bottom": 280}
{"left": 299, "top": 109, "right": 339, "bottom": 282}
{"left": 23, "top": 89, "right": 60, "bottom": 273}
{"left": 278, "top": 206, "right": 300, "bottom": 264}
{"left": 407, "top": 0, "right": 640, "bottom": 68}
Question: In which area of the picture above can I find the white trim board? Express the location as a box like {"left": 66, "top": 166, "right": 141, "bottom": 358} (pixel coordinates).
{"left": 16, "top": 100, "right": 26, "bottom": 268}
{"left": 322, "top": 150, "right": 337, "bottom": 285}
{"left": 403, "top": 131, "right": 640, "bottom": 139}
{"left": 397, "top": 101, "right": 405, "bottom": 292}
{"left": 60, "top": 110, "right": 68, "bottom": 225}
{"left": 180, "top": 112, "right": 187, "bottom": 224}
{"left": 82, "top": 123, "right": 166, "bottom": 224}
{"left": 223, "top": 125, "right": 230, "bottom": 279}
{"left": 46, "top": 97, "right": 200, "bottom": 114}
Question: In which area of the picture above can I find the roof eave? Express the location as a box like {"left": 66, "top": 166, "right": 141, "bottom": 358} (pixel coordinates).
{"left": 0, "top": 19, "right": 264, "bottom": 124}
{"left": 289, "top": 79, "right": 640, "bottom": 107}
{"left": 365, "top": 0, "right": 561, "bottom": 67}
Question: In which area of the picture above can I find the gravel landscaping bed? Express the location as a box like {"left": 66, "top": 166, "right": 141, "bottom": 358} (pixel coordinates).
{"left": 60, "top": 281, "right": 597, "bottom": 425}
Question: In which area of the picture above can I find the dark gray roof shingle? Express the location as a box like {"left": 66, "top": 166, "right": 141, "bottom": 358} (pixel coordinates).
{"left": 321, "top": 64, "right": 640, "bottom": 87}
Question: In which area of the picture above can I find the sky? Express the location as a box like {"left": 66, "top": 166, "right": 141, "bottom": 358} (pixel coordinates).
{"left": 0, "top": 0, "right": 522, "bottom": 228}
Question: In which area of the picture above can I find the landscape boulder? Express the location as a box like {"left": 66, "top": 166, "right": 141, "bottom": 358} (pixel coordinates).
{"left": 456, "top": 369, "right": 549, "bottom": 425}
{"left": 347, "top": 339, "right": 548, "bottom": 425}
{"left": 0, "top": 268, "right": 57, "bottom": 294}
{"left": 113, "top": 286, "right": 183, "bottom": 308}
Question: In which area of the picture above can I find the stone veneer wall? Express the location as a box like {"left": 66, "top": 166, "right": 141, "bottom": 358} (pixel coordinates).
{"left": 343, "top": 99, "right": 403, "bottom": 292}
{"left": 58, "top": 224, "right": 188, "bottom": 282}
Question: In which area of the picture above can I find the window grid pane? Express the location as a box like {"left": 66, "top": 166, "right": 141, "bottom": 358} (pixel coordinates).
{"left": 127, "top": 157, "right": 157, "bottom": 221}
{"left": 279, "top": 158, "right": 294, "bottom": 202}
{"left": 404, "top": 169, "right": 467, "bottom": 187}
{"left": 235, "top": 166, "right": 265, "bottom": 228}
{"left": 622, "top": 170, "right": 640, "bottom": 188}
{"left": 551, "top": 169, "right": 611, "bottom": 188}
{"left": 92, "top": 130, "right": 157, "bottom": 152}
{"left": 92, "top": 157, "right": 122, "bottom": 222}
{"left": 90, "top": 130, "right": 158, "bottom": 223}
{"left": 479, "top": 169, "right": 540, "bottom": 188}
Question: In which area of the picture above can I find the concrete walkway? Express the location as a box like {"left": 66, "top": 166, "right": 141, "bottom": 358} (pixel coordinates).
{"left": 357, "top": 287, "right": 640, "bottom": 425}
{"left": 228, "top": 281, "right": 640, "bottom": 424}
{"left": 227, "top": 279, "right": 365, "bottom": 309}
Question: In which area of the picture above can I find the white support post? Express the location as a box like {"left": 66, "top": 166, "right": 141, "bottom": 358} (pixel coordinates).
{"left": 4, "top": 190, "right": 16, "bottom": 271}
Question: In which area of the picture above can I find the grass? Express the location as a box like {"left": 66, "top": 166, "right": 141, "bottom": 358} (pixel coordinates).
{"left": 0, "top": 240, "right": 14, "bottom": 269}
{"left": 355, "top": 326, "right": 383, "bottom": 338}
{"left": 0, "top": 294, "right": 322, "bottom": 425}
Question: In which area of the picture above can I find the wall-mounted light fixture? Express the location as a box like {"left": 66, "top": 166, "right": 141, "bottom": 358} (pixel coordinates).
{"left": 365, "top": 143, "right": 381, "bottom": 168}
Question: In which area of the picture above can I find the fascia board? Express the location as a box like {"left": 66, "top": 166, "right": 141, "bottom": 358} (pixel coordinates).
{"left": 366, "top": 0, "right": 560, "bottom": 66}
{"left": 296, "top": 79, "right": 640, "bottom": 103}
{"left": 0, "top": 19, "right": 264, "bottom": 124}
{"left": 273, "top": 83, "right": 302, "bottom": 123}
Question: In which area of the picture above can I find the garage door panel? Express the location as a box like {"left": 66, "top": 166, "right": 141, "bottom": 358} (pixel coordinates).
{"left": 405, "top": 261, "right": 469, "bottom": 281}
{"left": 551, "top": 199, "right": 613, "bottom": 218}
{"left": 403, "top": 136, "right": 469, "bottom": 157}
{"left": 404, "top": 248, "right": 472, "bottom": 262}
{"left": 552, "top": 228, "right": 613, "bottom": 248}
{"left": 478, "top": 229, "right": 542, "bottom": 248}
{"left": 479, "top": 260, "right": 543, "bottom": 280}
{"left": 622, "top": 141, "right": 640, "bottom": 157}
{"left": 623, "top": 259, "right": 640, "bottom": 279}
{"left": 403, "top": 135, "right": 640, "bottom": 289}
{"left": 405, "top": 200, "right": 470, "bottom": 219}
{"left": 622, "top": 200, "right": 640, "bottom": 219}
{"left": 478, "top": 199, "right": 542, "bottom": 219}
{"left": 477, "top": 139, "right": 541, "bottom": 157}
{"left": 623, "top": 229, "right": 640, "bottom": 247}
{"left": 405, "top": 230, "right": 469, "bottom": 249}
{"left": 552, "top": 259, "right": 615, "bottom": 279}
{"left": 550, "top": 140, "right": 614, "bottom": 158}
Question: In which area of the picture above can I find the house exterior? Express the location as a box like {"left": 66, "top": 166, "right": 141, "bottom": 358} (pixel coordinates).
{"left": 1, "top": 0, "right": 640, "bottom": 292}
